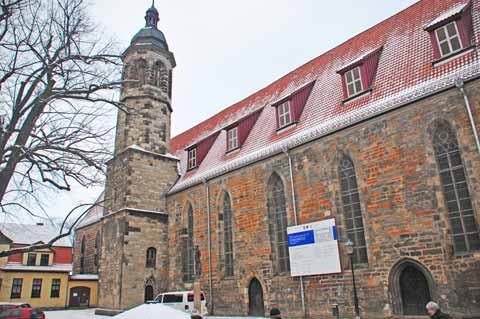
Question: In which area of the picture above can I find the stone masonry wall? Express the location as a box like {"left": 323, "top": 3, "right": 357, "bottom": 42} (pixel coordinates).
{"left": 119, "top": 211, "right": 169, "bottom": 309}
{"left": 104, "top": 149, "right": 178, "bottom": 214}
{"left": 166, "top": 80, "right": 480, "bottom": 318}
{"left": 114, "top": 48, "right": 173, "bottom": 155}
{"left": 98, "top": 212, "right": 127, "bottom": 311}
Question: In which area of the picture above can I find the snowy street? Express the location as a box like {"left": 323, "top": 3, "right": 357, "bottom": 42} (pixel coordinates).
{"left": 44, "top": 309, "right": 265, "bottom": 319}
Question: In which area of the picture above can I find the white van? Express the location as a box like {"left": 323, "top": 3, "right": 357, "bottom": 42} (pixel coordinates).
{"left": 154, "top": 290, "right": 208, "bottom": 316}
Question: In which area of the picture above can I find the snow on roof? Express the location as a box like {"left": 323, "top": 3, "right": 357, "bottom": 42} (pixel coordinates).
{"left": 336, "top": 47, "right": 381, "bottom": 73}
{"left": 114, "top": 304, "right": 190, "bottom": 319}
{"left": 425, "top": 2, "right": 469, "bottom": 29}
{"left": 0, "top": 223, "right": 72, "bottom": 247}
{"left": 168, "top": 0, "right": 477, "bottom": 192}
{"left": 75, "top": 192, "right": 105, "bottom": 230}
{"left": 127, "top": 144, "right": 179, "bottom": 161}
{"left": 2, "top": 263, "right": 72, "bottom": 272}
{"left": 70, "top": 274, "right": 99, "bottom": 280}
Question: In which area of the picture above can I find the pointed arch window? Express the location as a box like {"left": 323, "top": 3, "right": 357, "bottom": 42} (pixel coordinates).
{"left": 146, "top": 247, "right": 157, "bottom": 268}
{"left": 267, "top": 174, "right": 290, "bottom": 273}
{"left": 80, "top": 236, "right": 86, "bottom": 274}
{"left": 153, "top": 61, "right": 167, "bottom": 93}
{"left": 223, "top": 192, "right": 234, "bottom": 276}
{"left": 433, "top": 121, "right": 480, "bottom": 253}
{"left": 135, "top": 60, "right": 147, "bottom": 85}
{"left": 183, "top": 204, "right": 195, "bottom": 282}
{"left": 94, "top": 232, "right": 101, "bottom": 270}
{"left": 339, "top": 156, "right": 368, "bottom": 264}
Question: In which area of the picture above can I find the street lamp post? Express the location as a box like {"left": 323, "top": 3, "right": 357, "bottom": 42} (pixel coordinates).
{"left": 346, "top": 240, "right": 361, "bottom": 319}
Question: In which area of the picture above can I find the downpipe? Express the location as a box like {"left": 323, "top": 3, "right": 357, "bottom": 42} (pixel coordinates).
{"left": 204, "top": 179, "right": 214, "bottom": 314}
{"left": 456, "top": 80, "right": 480, "bottom": 154}
{"left": 284, "top": 147, "right": 307, "bottom": 319}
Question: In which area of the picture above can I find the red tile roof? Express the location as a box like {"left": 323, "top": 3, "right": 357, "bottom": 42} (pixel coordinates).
{"left": 169, "top": 0, "right": 480, "bottom": 193}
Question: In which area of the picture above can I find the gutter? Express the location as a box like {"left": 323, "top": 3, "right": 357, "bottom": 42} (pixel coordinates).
{"left": 284, "top": 148, "right": 307, "bottom": 319}
{"left": 204, "top": 180, "right": 214, "bottom": 314}
{"left": 456, "top": 79, "right": 480, "bottom": 153}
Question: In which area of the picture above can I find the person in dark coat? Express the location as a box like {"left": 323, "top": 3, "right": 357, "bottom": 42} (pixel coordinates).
{"left": 426, "top": 301, "right": 451, "bottom": 319}
{"left": 270, "top": 308, "right": 282, "bottom": 319}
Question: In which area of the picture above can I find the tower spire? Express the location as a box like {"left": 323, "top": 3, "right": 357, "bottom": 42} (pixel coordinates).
{"left": 145, "top": 1, "right": 159, "bottom": 28}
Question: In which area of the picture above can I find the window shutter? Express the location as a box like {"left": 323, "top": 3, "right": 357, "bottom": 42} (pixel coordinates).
{"left": 191, "top": 131, "right": 220, "bottom": 167}
{"left": 291, "top": 82, "right": 315, "bottom": 121}
{"left": 359, "top": 48, "right": 382, "bottom": 89}
{"left": 340, "top": 75, "right": 349, "bottom": 99}
{"left": 429, "top": 31, "right": 442, "bottom": 60}
{"left": 237, "top": 110, "right": 262, "bottom": 147}
{"left": 457, "top": 4, "right": 473, "bottom": 48}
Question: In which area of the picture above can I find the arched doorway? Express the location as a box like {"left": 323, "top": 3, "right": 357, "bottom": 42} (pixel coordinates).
{"left": 69, "top": 286, "right": 90, "bottom": 307}
{"left": 400, "top": 266, "right": 431, "bottom": 315}
{"left": 248, "top": 278, "right": 264, "bottom": 317}
{"left": 144, "top": 285, "right": 154, "bottom": 303}
{"left": 390, "top": 260, "right": 433, "bottom": 316}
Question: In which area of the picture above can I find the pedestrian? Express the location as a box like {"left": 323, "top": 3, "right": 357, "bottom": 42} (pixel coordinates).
{"left": 270, "top": 308, "right": 282, "bottom": 319}
{"left": 426, "top": 301, "right": 451, "bottom": 319}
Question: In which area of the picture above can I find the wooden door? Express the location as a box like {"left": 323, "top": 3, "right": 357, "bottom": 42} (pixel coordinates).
{"left": 248, "top": 278, "right": 264, "bottom": 317}
{"left": 144, "top": 285, "right": 154, "bottom": 303}
{"left": 69, "top": 286, "right": 91, "bottom": 308}
{"left": 400, "top": 266, "right": 431, "bottom": 315}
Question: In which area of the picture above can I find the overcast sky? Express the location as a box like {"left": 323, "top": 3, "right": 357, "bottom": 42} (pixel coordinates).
{"left": 10, "top": 0, "right": 420, "bottom": 224}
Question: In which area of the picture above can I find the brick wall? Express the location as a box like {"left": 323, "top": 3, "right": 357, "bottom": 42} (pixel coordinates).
{"left": 166, "top": 80, "right": 480, "bottom": 318}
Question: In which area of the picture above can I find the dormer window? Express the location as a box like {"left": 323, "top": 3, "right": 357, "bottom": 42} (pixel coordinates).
{"left": 435, "top": 21, "right": 462, "bottom": 57}
{"left": 425, "top": 2, "right": 474, "bottom": 63}
{"left": 272, "top": 82, "right": 315, "bottom": 131}
{"left": 188, "top": 148, "right": 197, "bottom": 170}
{"left": 337, "top": 47, "right": 382, "bottom": 102}
{"left": 227, "top": 127, "right": 239, "bottom": 151}
{"left": 277, "top": 101, "right": 292, "bottom": 128}
{"left": 27, "top": 253, "right": 36, "bottom": 266}
{"left": 345, "top": 67, "right": 363, "bottom": 97}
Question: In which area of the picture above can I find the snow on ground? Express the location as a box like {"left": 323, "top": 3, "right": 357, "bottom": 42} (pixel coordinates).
{"left": 45, "top": 309, "right": 110, "bottom": 319}
{"left": 44, "top": 309, "right": 266, "bottom": 319}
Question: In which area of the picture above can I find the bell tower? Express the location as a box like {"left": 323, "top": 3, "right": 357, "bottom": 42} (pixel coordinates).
{"left": 97, "top": 2, "right": 179, "bottom": 314}
{"left": 114, "top": 0, "right": 176, "bottom": 155}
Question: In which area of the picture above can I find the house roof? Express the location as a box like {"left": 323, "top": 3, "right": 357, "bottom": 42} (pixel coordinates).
{"left": 75, "top": 192, "right": 105, "bottom": 230}
{"left": 0, "top": 223, "right": 72, "bottom": 247}
{"left": 1, "top": 263, "right": 72, "bottom": 273}
{"left": 168, "top": 0, "right": 479, "bottom": 193}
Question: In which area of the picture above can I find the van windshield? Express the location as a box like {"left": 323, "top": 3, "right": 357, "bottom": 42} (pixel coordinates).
{"left": 162, "top": 294, "right": 183, "bottom": 303}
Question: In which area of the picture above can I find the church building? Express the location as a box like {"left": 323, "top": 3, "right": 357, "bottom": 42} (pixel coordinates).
{"left": 73, "top": 0, "right": 480, "bottom": 318}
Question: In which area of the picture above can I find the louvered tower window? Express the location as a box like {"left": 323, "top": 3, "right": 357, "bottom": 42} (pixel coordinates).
{"left": 433, "top": 121, "right": 480, "bottom": 252}
{"left": 339, "top": 157, "right": 368, "bottom": 264}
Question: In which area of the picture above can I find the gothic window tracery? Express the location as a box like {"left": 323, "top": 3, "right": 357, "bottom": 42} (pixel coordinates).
{"left": 433, "top": 121, "right": 480, "bottom": 252}
{"left": 80, "top": 236, "right": 86, "bottom": 274}
{"left": 267, "top": 173, "right": 290, "bottom": 273}
{"left": 222, "top": 192, "right": 234, "bottom": 276}
{"left": 183, "top": 203, "right": 195, "bottom": 282}
{"left": 339, "top": 156, "right": 368, "bottom": 264}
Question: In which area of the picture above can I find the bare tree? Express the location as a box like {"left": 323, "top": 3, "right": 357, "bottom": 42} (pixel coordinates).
{"left": 0, "top": 0, "right": 123, "bottom": 256}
